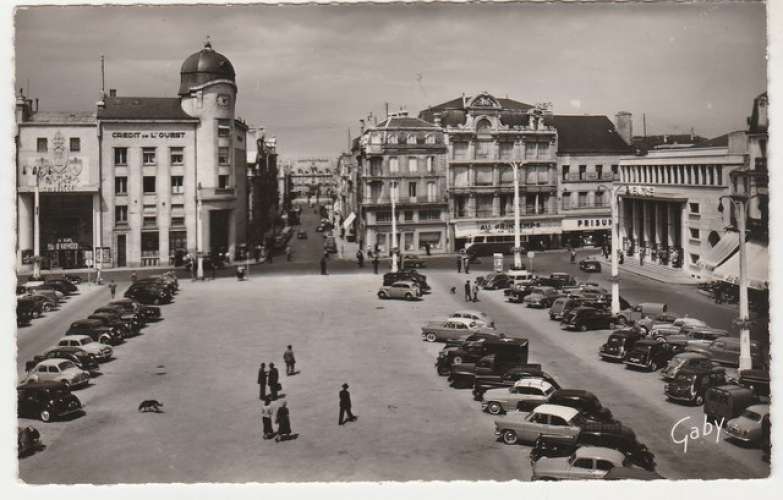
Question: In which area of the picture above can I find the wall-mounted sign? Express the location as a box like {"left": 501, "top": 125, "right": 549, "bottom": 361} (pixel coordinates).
{"left": 455, "top": 220, "right": 561, "bottom": 238}
{"left": 562, "top": 218, "right": 612, "bottom": 231}
{"left": 625, "top": 185, "right": 656, "bottom": 197}
{"left": 46, "top": 237, "right": 80, "bottom": 251}
{"left": 111, "top": 132, "right": 186, "bottom": 139}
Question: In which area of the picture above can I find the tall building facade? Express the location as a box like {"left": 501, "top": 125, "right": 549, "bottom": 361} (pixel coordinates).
{"left": 354, "top": 112, "right": 449, "bottom": 254}
{"left": 247, "top": 129, "right": 279, "bottom": 246}
{"left": 16, "top": 40, "right": 249, "bottom": 272}
{"left": 286, "top": 158, "right": 337, "bottom": 203}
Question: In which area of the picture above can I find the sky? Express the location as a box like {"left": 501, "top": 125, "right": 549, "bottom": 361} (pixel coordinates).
{"left": 14, "top": 2, "right": 767, "bottom": 158}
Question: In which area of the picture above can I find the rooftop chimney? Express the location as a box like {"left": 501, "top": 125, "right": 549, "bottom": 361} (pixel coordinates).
{"left": 615, "top": 111, "right": 633, "bottom": 146}
{"left": 109, "top": 89, "right": 117, "bottom": 97}
{"left": 16, "top": 88, "right": 32, "bottom": 123}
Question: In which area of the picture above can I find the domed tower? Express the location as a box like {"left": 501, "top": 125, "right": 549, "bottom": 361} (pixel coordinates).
{"left": 179, "top": 38, "right": 247, "bottom": 261}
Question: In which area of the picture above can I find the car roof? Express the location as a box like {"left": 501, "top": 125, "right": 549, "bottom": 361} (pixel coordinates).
{"left": 533, "top": 404, "right": 580, "bottom": 421}
{"left": 745, "top": 404, "right": 770, "bottom": 413}
{"left": 513, "top": 378, "right": 553, "bottom": 391}
{"left": 574, "top": 446, "right": 626, "bottom": 463}
{"left": 447, "top": 317, "right": 475, "bottom": 325}
{"left": 59, "top": 335, "right": 91, "bottom": 342}
{"left": 36, "top": 358, "right": 72, "bottom": 366}
{"left": 452, "top": 310, "right": 487, "bottom": 317}
{"left": 46, "top": 346, "right": 81, "bottom": 354}
{"left": 71, "top": 319, "right": 102, "bottom": 326}
{"left": 552, "top": 389, "right": 595, "bottom": 400}
{"left": 391, "top": 280, "right": 416, "bottom": 286}
{"left": 673, "top": 352, "right": 709, "bottom": 360}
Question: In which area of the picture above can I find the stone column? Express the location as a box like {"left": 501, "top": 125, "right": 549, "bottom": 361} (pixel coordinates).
{"left": 492, "top": 194, "right": 501, "bottom": 217}
{"left": 17, "top": 193, "right": 33, "bottom": 268}
{"left": 630, "top": 198, "right": 638, "bottom": 247}
{"left": 534, "top": 193, "right": 540, "bottom": 215}
{"left": 468, "top": 193, "right": 476, "bottom": 218}
{"left": 642, "top": 200, "right": 651, "bottom": 247}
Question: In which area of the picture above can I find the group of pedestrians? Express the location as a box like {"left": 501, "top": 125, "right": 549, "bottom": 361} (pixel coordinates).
{"left": 456, "top": 254, "right": 471, "bottom": 274}
{"left": 463, "top": 279, "right": 480, "bottom": 302}
{"left": 257, "top": 347, "right": 297, "bottom": 442}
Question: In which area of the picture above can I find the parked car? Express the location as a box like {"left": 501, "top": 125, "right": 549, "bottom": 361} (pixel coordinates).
{"left": 664, "top": 366, "right": 727, "bottom": 405}
{"left": 482, "top": 378, "right": 557, "bottom": 414}
{"left": 483, "top": 273, "right": 513, "bottom": 290}
{"left": 383, "top": 270, "right": 430, "bottom": 292}
{"left": 737, "top": 369, "right": 770, "bottom": 400}
{"left": 44, "top": 278, "right": 78, "bottom": 294}
{"left": 540, "top": 272, "right": 577, "bottom": 288}
{"left": 378, "top": 281, "right": 421, "bottom": 301}
{"left": 136, "top": 277, "right": 177, "bottom": 295}
{"left": 65, "top": 319, "right": 123, "bottom": 346}
{"left": 125, "top": 283, "right": 172, "bottom": 305}
{"left": 530, "top": 422, "right": 656, "bottom": 471}
{"left": 547, "top": 389, "right": 615, "bottom": 423}
{"left": 532, "top": 446, "right": 628, "bottom": 481}
{"left": 578, "top": 259, "right": 602, "bottom": 273}
{"left": 523, "top": 286, "right": 561, "bottom": 308}
{"left": 401, "top": 254, "right": 425, "bottom": 269}
{"left": 110, "top": 298, "right": 162, "bottom": 322}
{"left": 691, "top": 338, "right": 763, "bottom": 368}
{"left": 506, "top": 284, "right": 536, "bottom": 303}
{"left": 675, "top": 327, "right": 730, "bottom": 349}
{"left": 56, "top": 335, "right": 113, "bottom": 362}
{"left": 449, "top": 310, "right": 495, "bottom": 328}
{"left": 27, "top": 286, "right": 65, "bottom": 304}
{"left": 88, "top": 312, "right": 132, "bottom": 339}
{"left": 17, "top": 295, "right": 44, "bottom": 320}
{"left": 599, "top": 329, "right": 644, "bottom": 362}
{"left": 703, "top": 384, "right": 758, "bottom": 423}
{"left": 450, "top": 349, "right": 530, "bottom": 389}
{"left": 24, "top": 359, "right": 90, "bottom": 389}
{"left": 660, "top": 352, "right": 714, "bottom": 381}
{"left": 494, "top": 404, "right": 585, "bottom": 445}
{"left": 95, "top": 305, "right": 142, "bottom": 333}
{"left": 473, "top": 365, "right": 560, "bottom": 401}
{"left": 561, "top": 307, "right": 615, "bottom": 332}
{"left": 648, "top": 324, "right": 683, "bottom": 341}
{"left": 623, "top": 338, "right": 687, "bottom": 371}
{"left": 29, "top": 347, "right": 100, "bottom": 375}
{"left": 421, "top": 318, "right": 480, "bottom": 342}
{"left": 17, "top": 382, "right": 83, "bottom": 422}
{"left": 18, "top": 426, "right": 42, "bottom": 458}
{"left": 615, "top": 302, "right": 668, "bottom": 326}
{"left": 725, "top": 404, "right": 770, "bottom": 445}
{"left": 436, "top": 334, "right": 523, "bottom": 374}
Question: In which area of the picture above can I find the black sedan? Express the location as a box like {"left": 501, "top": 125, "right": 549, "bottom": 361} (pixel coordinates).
{"left": 17, "top": 382, "right": 83, "bottom": 423}
{"left": 125, "top": 283, "right": 172, "bottom": 305}
{"left": 578, "top": 259, "right": 602, "bottom": 273}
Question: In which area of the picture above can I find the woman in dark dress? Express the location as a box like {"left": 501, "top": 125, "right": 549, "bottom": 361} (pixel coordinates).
{"left": 275, "top": 401, "right": 292, "bottom": 441}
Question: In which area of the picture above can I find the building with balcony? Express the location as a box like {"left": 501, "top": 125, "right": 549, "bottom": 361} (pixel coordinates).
{"left": 15, "top": 39, "right": 249, "bottom": 272}
{"left": 334, "top": 151, "right": 358, "bottom": 240}
{"left": 617, "top": 131, "right": 747, "bottom": 281}
{"left": 354, "top": 112, "right": 449, "bottom": 254}
{"left": 554, "top": 113, "right": 634, "bottom": 248}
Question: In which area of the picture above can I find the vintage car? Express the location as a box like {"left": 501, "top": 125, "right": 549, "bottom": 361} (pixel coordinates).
{"left": 110, "top": 298, "right": 162, "bottom": 322}
{"left": 599, "top": 329, "right": 644, "bottom": 362}
{"left": 57, "top": 335, "right": 114, "bottom": 362}
{"left": 672, "top": 316, "right": 708, "bottom": 331}
{"left": 547, "top": 390, "right": 615, "bottom": 423}
{"left": 482, "top": 273, "right": 513, "bottom": 290}
{"left": 692, "top": 337, "right": 763, "bottom": 368}
{"left": 29, "top": 347, "right": 100, "bottom": 375}
{"left": 88, "top": 312, "right": 132, "bottom": 339}
{"left": 401, "top": 254, "right": 426, "bottom": 269}
{"left": 660, "top": 352, "right": 715, "bottom": 381}
{"left": 18, "top": 426, "right": 42, "bottom": 458}
{"left": 675, "top": 327, "right": 730, "bottom": 349}
{"left": 578, "top": 259, "right": 602, "bottom": 273}
{"left": 560, "top": 307, "right": 615, "bottom": 332}
{"left": 506, "top": 283, "right": 536, "bottom": 303}
{"left": 725, "top": 404, "right": 770, "bottom": 445}
{"left": 664, "top": 366, "right": 727, "bottom": 405}
{"left": 737, "top": 369, "right": 770, "bottom": 400}
{"left": 450, "top": 348, "right": 530, "bottom": 389}
{"left": 17, "top": 382, "right": 84, "bottom": 422}
{"left": 27, "top": 286, "right": 66, "bottom": 304}
{"left": 530, "top": 422, "right": 656, "bottom": 471}
{"left": 704, "top": 384, "right": 757, "bottom": 424}
{"left": 541, "top": 272, "right": 577, "bottom": 288}
{"left": 20, "top": 294, "right": 56, "bottom": 318}
{"left": 648, "top": 324, "right": 682, "bottom": 341}
{"left": 45, "top": 278, "right": 78, "bottom": 294}
{"left": 614, "top": 302, "right": 668, "bottom": 327}
{"left": 66, "top": 319, "right": 124, "bottom": 346}
{"left": 125, "top": 282, "right": 172, "bottom": 305}
{"left": 532, "top": 446, "right": 628, "bottom": 481}
{"left": 17, "top": 296, "right": 41, "bottom": 325}
{"left": 421, "top": 318, "right": 481, "bottom": 342}
{"left": 523, "top": 286, "right": 561, "bottom": 308}
{"left": 24, "top": 358, "right": 90, "bottom": 389}
{"left": 449, "top": 310, "right": 495, "bottom": 328}
{"left": 436, "top": 334, "right": 522, "bottom": 374}
{"left": 378, "top": 281, "right": 422, "bottom": 301}
{"left": 494, "top": 404, "right": 584, "bottom": 445}
{"left": 623, "top": 338, "right": 687, "bottom": 371}
{"left": 383, "top": 270, "right": 430, "bottom": 292}
{"left": 481, "top": 378, "right": 557, "bottom": 414}
{"left": 473, "top": 365, "right": 560, "bottom": 401}
{"left": 95, "top": 305, "right": 142, "bottom": 332}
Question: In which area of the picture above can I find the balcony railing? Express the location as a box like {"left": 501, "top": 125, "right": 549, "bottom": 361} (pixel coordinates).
{"left": 562, "top": 172, "right": 619, "bottom": 182}
{"left": 561, "top": 201, "right": 611, "bottom": 210}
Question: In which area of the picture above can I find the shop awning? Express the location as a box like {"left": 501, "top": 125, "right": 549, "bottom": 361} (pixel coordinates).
{"left": 712, "top": 241, "right": 769, "bottom": 290}
{"left": 699, "top": 234, "right": 739, "bottom": 271}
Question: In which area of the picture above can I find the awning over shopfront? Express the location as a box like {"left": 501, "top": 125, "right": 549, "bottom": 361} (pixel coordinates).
{"left": 454, "top": 219, "right": 562, "bottom": 239}
{"left": 699, "top": 233, "right": 739, "bottom": 271}
{"left": 712, "top": 241, "right": 769, "bottom": 290}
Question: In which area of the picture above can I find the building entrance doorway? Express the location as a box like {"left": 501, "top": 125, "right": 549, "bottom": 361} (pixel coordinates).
{"left": 39, "top": 193, "right": 93, "bottom": 269}
{"left": 116, "top": 234, "right": 127, "bottom": 267}
{"left": 210, "top": 210, "right": 231, "bottom": 256}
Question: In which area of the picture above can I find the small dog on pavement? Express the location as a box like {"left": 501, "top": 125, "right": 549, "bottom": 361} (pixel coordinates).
{"left": 449, "top": 286, "right": 457, "bottom": 295}
{"left": 138, "top": 400, "right": 164, "bottom": 413}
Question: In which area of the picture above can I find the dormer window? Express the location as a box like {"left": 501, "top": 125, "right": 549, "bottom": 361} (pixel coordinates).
{"left": 387, "top": 134, "right": 398, "bottom": 144}
{"left": 477, "top": 119, "right": 492, "bottom": 135}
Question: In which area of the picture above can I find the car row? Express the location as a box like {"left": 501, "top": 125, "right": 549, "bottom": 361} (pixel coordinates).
{"left": 16, "top": 276, "right": 81, "bottom": 326}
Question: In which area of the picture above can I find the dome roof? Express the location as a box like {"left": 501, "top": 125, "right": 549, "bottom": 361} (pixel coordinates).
{"left": 178, "top": 39, "right": 236, "bottom": 95}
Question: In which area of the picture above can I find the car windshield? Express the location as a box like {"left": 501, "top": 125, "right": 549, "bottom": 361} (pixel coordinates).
{"left": 742, "top": 410, "right": 762, "bottom": 421}
{"left": 58, "top": 361, "right": 76, "bottom": 370}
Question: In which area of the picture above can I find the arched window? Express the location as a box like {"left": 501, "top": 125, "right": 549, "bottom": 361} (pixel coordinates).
{"left": 425, "top": 134, "right": 435, "bottom": 145}
{"left": 387, "top": 133, "right": 398, "bottom": 144}
{"left": 708, "top": 231, "right": 721, "bottom": 247}
{"left": 476, "top": 118, "right": 492, "bottom": 134}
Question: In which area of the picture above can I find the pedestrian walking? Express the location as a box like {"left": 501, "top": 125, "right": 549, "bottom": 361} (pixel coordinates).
{"left": 210, "top": 258, "right": 217, "bottom": 280}
{"left": 275, "top": 401, "right": 293, "bottom": 441}
{"left": 339, "top": 383, "right": 357, "bottom": 425}
{"left": 283, "top": 345, "right": 296, "bottom": 375}
{"left": 257, "top": 363, "right": 267, "bottom": 400}
{"left": 285, "top": 245, "right": 292, "bottom": 261}
{"left": 261, "top": 397, "right": 275, "bottom": 439}
{"left": 108, "top": 280, "right": 117, "bottom": 299}
{"left": 255, "top": 244, "right": 262, "bottom": 263}
{"left": 617, "top": 249, "right": 624, "bottom": 265}
{"left": 464, "top": 257, "right": 470, "bottom": 274}
{"left": 639, "top": 247, "right": 645, "bottom": 266}
{"left": 268, "top": 362, "right": 280, "bottom": 400}
{"left": 472, "top": 280, "right": 479, "bottom": 302}
{"left": 320, "top": 253, "right": 328, "bottom": 275}
{"left": 570, "top": 248, "right": 576, "bottom": 264}
{"left": 464, "top": 280, "right": 472, "bottom": 302}
{"left": 372, "top": 254, "right": 379, "bottom": 274}
{"left": 456, "top": 255, "right": 462, "bottom": 273}
{"left": 356, "top": 249, "right": 364, "bottom": 268}
{"left": 424, "top": 242, "right": 431, "bottom": 256}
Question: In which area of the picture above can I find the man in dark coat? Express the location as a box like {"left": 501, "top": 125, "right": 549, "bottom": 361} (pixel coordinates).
{"left": 464, "top": 280, "right": 472, "bottom": 302}
{"left": 356, "top": 250, "right": 364, "bottom": 268}
{"left": 320, "top": 253, "right": 328, "bottom": 275}
{"left": 456, "top": 255, "right": 462, "bottom": 273}
{"left": 372, "top": 254, "right": 379, "bottom": 274}
{"left": 464, "top": 257, "right": 470, "bottom": 274}
{"left": 339, "top": 383, "right": 356, "bottom": 425}
{"left": 283, "top": 345, "right": 296, "bottom": 375}
{"left": 275, "top": 401, "right": 292, "bottom": 441}
{"left": 268, "top": 363, "right": 280, "bottom": 400}
{"left": 257, "top": 362, "right": 267, "bottom": 400}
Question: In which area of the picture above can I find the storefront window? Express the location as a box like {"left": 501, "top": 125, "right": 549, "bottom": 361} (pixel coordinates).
{"left": 419, "top": 231, "right": 442, "bottom": 249}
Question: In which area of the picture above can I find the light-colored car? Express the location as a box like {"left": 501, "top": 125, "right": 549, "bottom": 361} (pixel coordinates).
{"left": 494, "top": 404, "right": 584, "bottom": 445}
{"left": 482, "top": 378, "right": 556, "bottom": 415}
{"left": 532, "top": 446, "right": 628, "bottom": 481}
{"left": 725, "top": 404, "right": 770, "bottom": 444}
{"left": 56, "top": 335, "right": 113, "bottom": 362}
{"left": 377, "top": 281, "right": 421, "bottom": 301}
{"left": 672, "top": 317, "right": 707, "bottom": 329}
{"left": 523, "top": 287, "right": 560, "bottom": 308}
{"left": 24, "top": 359, "right": 90, "bottom": 389}
{"left": 449, "top": 310, "right": 495, "bottom": 328}
{"left": 421, "top": 318, "right": 482, "bottom": 342}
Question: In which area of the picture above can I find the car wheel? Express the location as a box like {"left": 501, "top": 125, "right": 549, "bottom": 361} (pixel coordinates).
{"left": 655, "top": 336, "right": 665, "bottom": 343}
{"left": 695, "top": 395, "right": 704, "bottom": 406}
{"left": 39, "top": 410, "right": 51, "bottom": 423}
{"left": 616, "top": 316, "right": 627, "bottom": 326}
{"left": 453, "top": 356, "right": 463, "bottom": 364}
{"left": 579, "top": 324, "right": 588, "bottom": 332}
{"left": 378, "top": 291, "right": 387, "bottom": 299}
{"left": 487, "top": 402, "right": 503, "bottom": 415}
{"left": 153, "top": 298, "right": 161, "bottom": 305}
{"left": 425, "top": 333, "right": 437, "bottom": 343}
{"left": 405, "top": 293, "right": 413, "bottom": 300}
{"left": 42, "top": 303, "right": 53, "bottom": 312}
{"left": 502, "top": 430, "right": 518, "bottom": 445}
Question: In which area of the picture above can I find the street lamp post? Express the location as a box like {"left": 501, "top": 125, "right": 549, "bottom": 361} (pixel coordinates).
{"left": 511, "top": 161, "right": 523, "bottom": 270}
{"left": 196, "top": 183, "right": 204, "bottom": 280}
{"left": 31, "top": 164, "right": 43, "bottom": 280}
{"left": 596, "top": 183, "right": 623, "bottom": 315}
{"left": 390, "top": 179, "right": 399, "bottom": 272}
